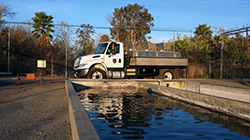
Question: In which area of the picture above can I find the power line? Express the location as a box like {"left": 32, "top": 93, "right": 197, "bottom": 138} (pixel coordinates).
{"left": 4, "top": 21, "right": 191, "bottom": 33}
{"left": 223, "top": 26, "right": 250, "bottom": 35}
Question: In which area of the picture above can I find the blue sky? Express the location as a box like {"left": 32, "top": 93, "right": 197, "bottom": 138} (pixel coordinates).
{"left": 3, "top": 0, "right": 250, "bottom": 43}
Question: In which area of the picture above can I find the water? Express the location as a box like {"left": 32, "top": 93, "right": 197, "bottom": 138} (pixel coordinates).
{"left": 77, "top": 88, "right": 250, "bottom": 140}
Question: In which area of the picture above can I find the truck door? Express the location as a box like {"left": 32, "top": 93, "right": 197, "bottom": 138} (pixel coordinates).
{"left": 104, "top": 42, "right": 124, "bottom": 68}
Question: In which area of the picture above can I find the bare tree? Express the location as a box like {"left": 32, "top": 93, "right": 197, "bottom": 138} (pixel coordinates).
{"left": 0, "top": 1, "right": 16, "bottom": 22}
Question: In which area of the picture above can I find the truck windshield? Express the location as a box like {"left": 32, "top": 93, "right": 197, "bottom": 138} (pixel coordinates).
{"left": 94, "top": 43, "right": 108, "bottom": 54}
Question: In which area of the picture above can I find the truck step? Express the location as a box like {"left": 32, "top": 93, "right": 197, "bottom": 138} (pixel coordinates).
{"left": 126, "top": 68, "right": 136, "bottom": 72}
{"left": 127, "top": 73, "right": 136, "bottom": 76}
{"left": 126, "top": 68, "right": 136, "bottom": 76}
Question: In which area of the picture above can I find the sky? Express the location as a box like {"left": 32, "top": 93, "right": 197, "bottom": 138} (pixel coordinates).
{"left": 3, "top": 0, "right": 250, "bottom": 43}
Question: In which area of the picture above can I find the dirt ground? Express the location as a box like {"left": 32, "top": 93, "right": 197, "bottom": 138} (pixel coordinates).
{"left": 0, "top": 76, "right": 71, "bottom": 140}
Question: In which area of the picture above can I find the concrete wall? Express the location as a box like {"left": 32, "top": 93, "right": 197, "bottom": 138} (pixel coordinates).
{"left": 184, "top": 81, "right": 250, "bottom": 104}
{"left": 139, "top": 80, "right": 250, "bottom": 104}
{"left": 138, "top": 82, "right": 250, "bottom": 121}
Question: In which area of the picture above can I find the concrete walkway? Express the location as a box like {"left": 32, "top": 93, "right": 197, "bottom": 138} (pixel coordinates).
{"left": 0, "top": 77, "right": 71, "bottom": 140}
{"left": 187, "top": 78, "right": 250, "bottom": 87}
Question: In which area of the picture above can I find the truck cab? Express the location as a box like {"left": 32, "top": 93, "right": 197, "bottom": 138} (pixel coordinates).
{"left": 74, "top": 42, "right": 125, "bottom": 79}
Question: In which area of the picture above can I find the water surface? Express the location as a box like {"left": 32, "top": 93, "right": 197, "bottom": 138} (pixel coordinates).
{"left": 77, "top": 88, "right": 250, "bottom": 140}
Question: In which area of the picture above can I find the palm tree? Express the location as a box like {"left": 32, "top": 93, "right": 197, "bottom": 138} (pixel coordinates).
{"left": 32, "top": 11, "right": 54, "bottom": 44}
{"left": 32, "top": 11, "right": 54, "bottom": 75}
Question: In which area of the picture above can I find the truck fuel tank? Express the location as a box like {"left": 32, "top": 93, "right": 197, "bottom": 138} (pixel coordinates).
{"left": 108, "top": 71, "right": 125, "bottom": 79}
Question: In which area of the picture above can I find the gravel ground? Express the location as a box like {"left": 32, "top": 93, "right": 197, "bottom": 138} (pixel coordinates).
{"left": 0, "top": 77, "right": 71, "bottom": 140}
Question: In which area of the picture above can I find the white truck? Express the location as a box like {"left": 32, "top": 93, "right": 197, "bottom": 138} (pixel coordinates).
{"left": 73, "top": 42, "right": 188, "bottom": 79}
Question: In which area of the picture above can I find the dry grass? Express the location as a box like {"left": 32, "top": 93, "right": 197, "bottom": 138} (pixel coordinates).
{"left": 49, "top": 74, "right": 58, "bottom": 77}
{"left": 242, "top": 82, "right": 250, "bottom": 87}
{"left": 188, "top": 63, "right": 207, "bottom": 78}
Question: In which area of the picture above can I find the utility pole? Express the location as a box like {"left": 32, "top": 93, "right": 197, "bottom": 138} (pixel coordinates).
{"left": 8, "top": 23, "right": 10, "bottom": 73}
{"left": 173, "top": 31, "right": 175, "bottom": 51}
{"left": 220, "top": 34, "right": 224, "bottom": 79}
{"left": 50, "top": 25, "right": 54, "bottom": 76}
{"left": 131, "top": 29, "right": 136, "bottom": 50}
{"left": 51, "top": 57, "right": 53, "bottom": 75}
{"left": 131, "top": 29, "right": 133, "bottom": 48}
{"left": 65, "top": 26, "right": 68, "bottom": 78}
{"left": 246, "top": 28, "right": 249, "bottom": 59}
{"left": 241, "top": 35, "right": 244, "bottom": 80}
{"left": 131, "top": 29, "right": 133, "bottom": 42}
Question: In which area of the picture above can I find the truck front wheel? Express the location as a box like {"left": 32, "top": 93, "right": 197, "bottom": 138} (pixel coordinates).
{"left": 87, "top": 68, "right": 107, "bottom": 79}
{"left": 161, "top": 70, "right": 174, "bottom": 80}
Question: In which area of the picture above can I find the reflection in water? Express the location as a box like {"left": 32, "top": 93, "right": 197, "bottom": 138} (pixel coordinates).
{"left": 77, "top": 88, "right": 250, "bottom": 140}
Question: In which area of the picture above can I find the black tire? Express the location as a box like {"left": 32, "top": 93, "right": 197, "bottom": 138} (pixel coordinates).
{"left": 87, "top": 68, "right": 107, "bottom": 79}
{"left": 160, "top": 69, "right": 174, "bottom": 80}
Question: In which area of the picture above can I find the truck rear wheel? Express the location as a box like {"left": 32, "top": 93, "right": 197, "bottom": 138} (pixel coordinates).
{"left": 87, "top": 68, "right": 107, "bottom": 79}
{"left": 160, "top": 69, "right": 174, "bottom": 80}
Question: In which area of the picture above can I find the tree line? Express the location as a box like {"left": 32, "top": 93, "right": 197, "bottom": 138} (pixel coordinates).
{"left": 0, "top": 1, "right": 249, "bottom": 78}
{"left": 172, "top": 24, "right": 249, "bottom": 79}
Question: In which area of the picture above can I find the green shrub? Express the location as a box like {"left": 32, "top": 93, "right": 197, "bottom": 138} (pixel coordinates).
{"left": 211, "top": 72, "right": 220, "bottom": 79}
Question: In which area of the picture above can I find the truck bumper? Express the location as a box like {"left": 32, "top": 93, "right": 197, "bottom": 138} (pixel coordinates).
{"left": 74, "top": 69, "right": 89, "bottom": 78}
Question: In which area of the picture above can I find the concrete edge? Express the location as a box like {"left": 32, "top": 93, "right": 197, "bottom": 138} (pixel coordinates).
{"left": 65, "top": 79, "right": 100, "bottom": 140}
{"left": 138, "top": 82, "right": 250, "bottom": 121}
